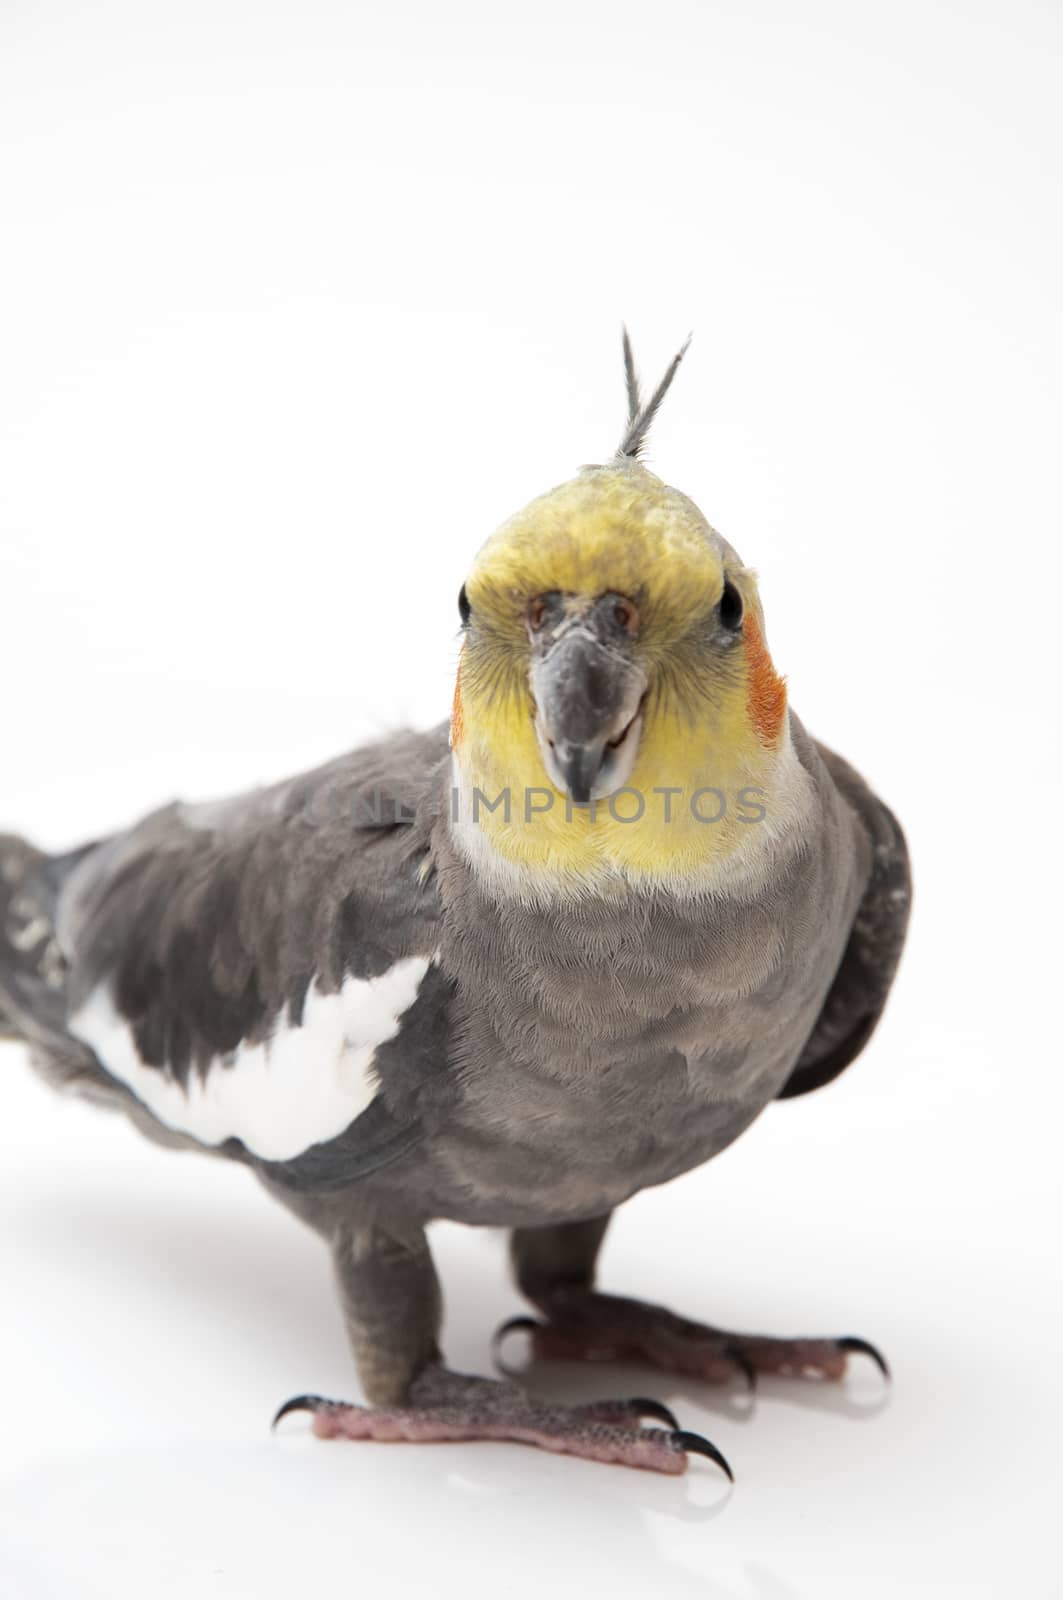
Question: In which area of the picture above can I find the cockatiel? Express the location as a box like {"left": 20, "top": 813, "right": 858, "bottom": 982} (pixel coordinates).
{"left": 0, "top": 335, "right": 909, "bottom": 1478}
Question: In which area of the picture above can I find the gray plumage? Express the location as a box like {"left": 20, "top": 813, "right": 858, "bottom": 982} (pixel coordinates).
{"left": 0, "top": 721, "right": 908, "bottom": 1259}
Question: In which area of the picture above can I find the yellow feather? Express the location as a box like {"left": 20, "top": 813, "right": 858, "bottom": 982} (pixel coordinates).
{"left": 454, "top": 462, "right": 788, "bottom": 880}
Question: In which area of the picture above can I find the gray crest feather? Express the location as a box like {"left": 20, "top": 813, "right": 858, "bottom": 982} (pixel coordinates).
{"left": 616, "top": 330, "right": 693, "bottom": 460}
{"left": 622, "top": 325, "right": 642, "bottom": 426}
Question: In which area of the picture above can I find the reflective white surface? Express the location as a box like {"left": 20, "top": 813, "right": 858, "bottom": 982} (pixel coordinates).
{"left": 1, "top": 0, "right": 1061, "bottom": 1594}
{"left": 1, "top": 1044, "right": 1059, "bottom": 1598}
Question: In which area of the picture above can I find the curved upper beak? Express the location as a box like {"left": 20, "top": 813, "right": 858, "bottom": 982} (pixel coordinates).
{"left": 529, "top": 622, "right": 648, "bottom": 804}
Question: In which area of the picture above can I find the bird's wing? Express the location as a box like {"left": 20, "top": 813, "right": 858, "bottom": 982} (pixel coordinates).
{"left": 776, "top": 741, "right": 911, "bottom": 1100}
{"left": 3, "top": 725, "right": 453, "bottom": 1189}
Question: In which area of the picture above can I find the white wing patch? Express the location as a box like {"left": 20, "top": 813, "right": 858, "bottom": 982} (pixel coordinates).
{"left": 68, "top": 957, "right": 432, "bottom": 1161}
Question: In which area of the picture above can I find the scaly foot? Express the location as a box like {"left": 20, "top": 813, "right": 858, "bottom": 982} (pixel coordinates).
{"left": 273, "top": 1365, "right": 732, "bottom": 1477}
{"left": 495, "top": 1290, "right": 889, "bottom": 1389}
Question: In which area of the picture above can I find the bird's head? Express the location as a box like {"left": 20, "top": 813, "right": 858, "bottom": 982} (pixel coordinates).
{"left": 450, "top": 336, "right": 795, "bottom": 889}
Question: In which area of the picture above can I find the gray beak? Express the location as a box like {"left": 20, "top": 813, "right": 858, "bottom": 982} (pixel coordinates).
{"left": 529, "top": 609, "right": 648, "bottom": 804}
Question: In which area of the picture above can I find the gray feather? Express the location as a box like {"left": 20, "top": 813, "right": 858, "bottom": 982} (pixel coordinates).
{"left": 777, "top": 748, "right": 911, "bottom": 1099}
{"left": 616, "top": 331, "right": 693, "bottom": 460}
{"left": 621, "top": 324, "right": 642, "bottom": 426}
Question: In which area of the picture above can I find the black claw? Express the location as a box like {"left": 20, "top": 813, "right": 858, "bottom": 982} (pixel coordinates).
{"left": 491, "top": 1315, "right": 544, "bottom": 1367}
{"left": 837, "top": 1336, "right": 891, "bottom": 1382}
{"left": 670, "top": 1428, "right": 734, "bottom": 1483}
{"left": 271, "top": 1393, "right": 338, "bottom": 1429}
{"left": 627, "top": 1396, "right": 680, "bottom": 1429}
{"left": 723, "top": 1345, "right": 758, "bottom": 1393}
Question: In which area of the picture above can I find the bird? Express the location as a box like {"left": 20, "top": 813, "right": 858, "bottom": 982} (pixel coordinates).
{"left": 0, "top": 332, "right": 910, "bottom": 1479}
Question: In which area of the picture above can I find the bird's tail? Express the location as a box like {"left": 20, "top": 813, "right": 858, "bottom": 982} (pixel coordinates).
{"left": 0, "top": 833, "right": 70, "bottom": 1045}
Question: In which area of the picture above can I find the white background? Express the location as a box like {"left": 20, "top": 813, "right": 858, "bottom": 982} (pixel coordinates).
{"left": 1, "top": 2, "right": 1060, "bottom": 1595}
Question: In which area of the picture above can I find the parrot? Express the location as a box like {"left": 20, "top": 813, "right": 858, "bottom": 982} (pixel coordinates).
{"left": 0, "top": 333, "right": 910, "bottom": 1478}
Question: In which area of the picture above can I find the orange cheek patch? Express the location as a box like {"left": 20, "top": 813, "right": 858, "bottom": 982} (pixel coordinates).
{"left": 450, "top": 654, "right": 465, "bottom": 748}
{"left": 744, "top": 612, "right": 787, "bottom": 745}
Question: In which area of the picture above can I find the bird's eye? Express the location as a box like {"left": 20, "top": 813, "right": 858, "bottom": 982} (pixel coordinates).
{"left": 458, "top": 585, "right": 471, "bottom": 626}
{"left": 528, "top": 596, "right": 548, "bottom": 631}
{"left": 719, "top": 579, "right": 744, "bottom": 631}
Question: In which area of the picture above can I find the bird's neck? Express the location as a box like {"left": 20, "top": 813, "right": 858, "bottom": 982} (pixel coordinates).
{"left": 445, "top": 710, "right": 813, "bottom": 902}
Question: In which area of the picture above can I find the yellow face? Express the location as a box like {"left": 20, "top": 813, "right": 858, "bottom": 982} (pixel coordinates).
{"left": 451, "top": 461, "right": 788, "bottom": 881}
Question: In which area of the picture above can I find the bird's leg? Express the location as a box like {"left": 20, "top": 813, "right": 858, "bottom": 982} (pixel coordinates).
{"left": 504, "top": 1216, "right": 888, "bottom": 1387}
{"left": 272, "top": 1219, "right": 732, "bottom": 1477}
